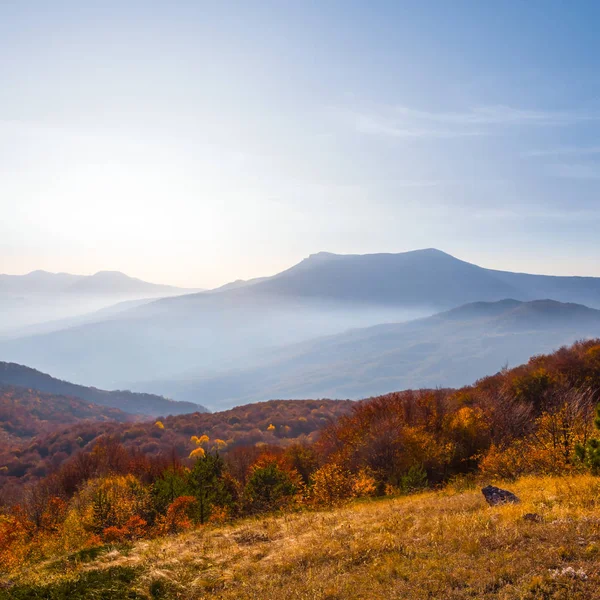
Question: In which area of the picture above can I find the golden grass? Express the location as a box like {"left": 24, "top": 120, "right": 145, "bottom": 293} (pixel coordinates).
{"left": 11, "top": 475, "right": 600, "bottom": 599}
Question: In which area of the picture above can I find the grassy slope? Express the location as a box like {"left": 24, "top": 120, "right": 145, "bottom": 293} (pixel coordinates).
{"left": 7, "top": 475, "right": 600, "bottom": 599}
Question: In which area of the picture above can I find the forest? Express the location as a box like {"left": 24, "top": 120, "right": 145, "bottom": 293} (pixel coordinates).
{"left": 2, "top": 339, "right": 600, "bottom": 576}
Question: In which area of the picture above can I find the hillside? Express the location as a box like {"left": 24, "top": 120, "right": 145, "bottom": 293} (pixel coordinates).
{"left": 0, "top": 362, "right": 208, "bottom": 416}
{"left": 4, "top": 249, "right": 600, "bottom": 393}
{"left": 0, "top": 398, "right": 353, "bottom": 489}
{"left": 146, "top": 299, "right": 600, "bottom": 408}
{"left": 4, "top": 475, "right": 600, "bottom": 599}
{"left": 0, "top": 384, "right": 133, "bottom": 446}
{"left": 2, "top": 340, "right": 600, "bottom": 597}
{"left": 2, "top": 338, "right": 599, "bottom": 492}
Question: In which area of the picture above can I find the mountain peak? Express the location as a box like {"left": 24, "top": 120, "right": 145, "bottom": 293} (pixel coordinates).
{"left": 306, "top": 251, "right": 339, "bottom": 261}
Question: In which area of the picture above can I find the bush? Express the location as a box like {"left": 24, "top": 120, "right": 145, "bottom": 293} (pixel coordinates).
{"left": 398, "top": 465, "right": 428, "bottom": 494}
{"left": 311, "top": 463, "right": 354, "bottom": 506}
{"left": 73, "top": 475, "right": 151, "bottom": 539}
{"left": 244, "top": 459, "right": 300, "bottom": 513}
{"left": 157, "top": 496, "right": 196, "bottom": 534}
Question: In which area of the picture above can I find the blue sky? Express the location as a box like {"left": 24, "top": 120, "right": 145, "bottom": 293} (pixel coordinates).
{"left": 2, "top": 1, "right": 600, "bottom": 286}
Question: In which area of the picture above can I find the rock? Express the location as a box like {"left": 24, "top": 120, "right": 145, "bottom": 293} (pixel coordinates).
{"left": 523, "top": 512, "right": 542, "bottom": 523}
{"left": 481, "top": 485, "right": 520, "bottom": 506}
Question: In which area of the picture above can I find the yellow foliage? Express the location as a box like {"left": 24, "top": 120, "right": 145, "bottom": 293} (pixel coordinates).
{"left": 189, "top": 447, "right": 206, "bottom": 459}
{"left": 448, "top": 406, "right": 487, "bottom": 439}
{"left": 72, "top": 474, "right": 151, "bottom": 538}
{"left": 311, "top": 463, "right": 354, "bottom": 506}
{"left": 198, "top": 434, "right": 210, "bottom": 444}
{"left": 480, "top": 403, "right": 592, "bottom": 479}
{"left": 190, "top": 435, "right": 199, "bottom": 444}
{"left": 401, "top": 425, "right": 454, "bottom": 469}
{"left": 154, "top": 420, "right": 165, "bottom": 429}
{"left": 213, "top": 438, "right": 227, "bottom": 449}
{"left": 352, "top": 468, "right": 377, "bottom": 498}
{"left": 267, "top": 424, "right": 276, "bottom": 431}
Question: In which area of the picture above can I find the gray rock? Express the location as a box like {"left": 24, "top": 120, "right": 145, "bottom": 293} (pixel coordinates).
{"left": 481, "top": 485, "right": 520, "bottom": 506}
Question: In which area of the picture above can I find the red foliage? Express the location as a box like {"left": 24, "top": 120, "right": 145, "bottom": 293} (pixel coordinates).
{"left": 0, "top": 399, "right": 353, "bottom": 495}
{"left": 160, "top": 496, "right": 197, "bottom": 534}
{"left": 102, "top": 515, "right": 147, "bottom": 543}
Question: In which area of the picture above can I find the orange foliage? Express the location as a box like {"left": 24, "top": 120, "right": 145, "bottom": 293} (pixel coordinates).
{"left": 102, "top": 515, "right": 147, "bottom": 543}
{"left": 159, "top": 496, "right": 197, "bottom": 534}
{"left": 2, "top": 341, "right": 600, "bottom": 565}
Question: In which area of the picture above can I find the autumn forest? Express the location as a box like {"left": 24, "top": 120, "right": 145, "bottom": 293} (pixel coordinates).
{"left": 3, "top": 338, "right": 600, "bottom": 586}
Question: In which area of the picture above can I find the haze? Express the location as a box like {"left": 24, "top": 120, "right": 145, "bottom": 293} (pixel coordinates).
{"left": 3, "top": 1, "right": 600, "bottom": 288}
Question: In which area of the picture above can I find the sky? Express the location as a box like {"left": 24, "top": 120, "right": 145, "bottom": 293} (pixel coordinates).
{"left": 2, "top": 0, "right": 600, "bottom": 288}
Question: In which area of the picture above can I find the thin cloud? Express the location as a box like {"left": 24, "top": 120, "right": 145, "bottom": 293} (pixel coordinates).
{"left": 524, "top": 146, "right": 600, "bottom": 157}
{"left": 345, "top": 104, "right": 600, "bottom": 139}
{"left": 353, "top": 113, "right": 484, "bottom": 139}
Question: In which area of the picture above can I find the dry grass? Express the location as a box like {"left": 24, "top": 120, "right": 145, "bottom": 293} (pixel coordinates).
{"left": 9, "top": 475, "right": 600, "bottom": 599}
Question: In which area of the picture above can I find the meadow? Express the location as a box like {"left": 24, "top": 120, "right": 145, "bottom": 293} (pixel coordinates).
{"left": 5, "top": 474, "right": 600, "bottom": 599}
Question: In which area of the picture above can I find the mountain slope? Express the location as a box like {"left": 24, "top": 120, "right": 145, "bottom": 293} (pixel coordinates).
{"left": 245, "top": 249, "right": 520, "bottom": 305}
{"left": 7, "top": 475, "right": 598, "bottom": 599}
{"left": 0, "top": 384, "right": 133, "bottom": 447}
{"left": 145, "top": 299, "right": 600, "bottom": 408}
{"left": 0, "top": 297, "right": 158, "bottom": 340}
{"left": 0, "top": 363, "right": 208, "bottom": 417}
{"left": 0, "top": 270, "right": 198, "bottom": 335}
{"left": 3, "top": 249, "right": 600, "bottom": 390}
{"left": 0, "top": 398, "right": 352, "bottom": 486}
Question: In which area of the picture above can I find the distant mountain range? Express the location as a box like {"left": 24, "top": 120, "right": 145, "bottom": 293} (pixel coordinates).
{"left": 2, "top": 249, "right": 600, "bottom": 405}
{"left": 142, "top": 298, "right": 600, "bottom": 408}
{"left": 0, "top": 362, "right": 208, "bottom": 416}
{"left": 0, "top": 270, "right": 194, "bottom": 295}
{"left": 0, "top": 270, "right": 199, "bottom": 336}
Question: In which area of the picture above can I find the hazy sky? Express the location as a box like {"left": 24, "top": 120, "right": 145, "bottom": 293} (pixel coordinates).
{"left": 2, "top": 1, "right": 600, "bottom": 287}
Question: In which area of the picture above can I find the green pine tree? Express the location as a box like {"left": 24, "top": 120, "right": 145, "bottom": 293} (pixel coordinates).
{"left": 575, "top": 402, "right": 600, "bottom": 471}
{"left": 188, "top": 452, "right": 231, "bottom": 524}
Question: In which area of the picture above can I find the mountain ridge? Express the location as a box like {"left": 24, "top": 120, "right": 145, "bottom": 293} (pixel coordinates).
{"left": 141, "top": 298, "right": 600, "bottom": 408}
{"left": 4, "top": 249, "right": 600, "bottom": 394}
{"left": 0, "top": 362, "right": 209, "bottom": 417}
{"left": 0, "top": 270, "right": 196, "bottom": 295}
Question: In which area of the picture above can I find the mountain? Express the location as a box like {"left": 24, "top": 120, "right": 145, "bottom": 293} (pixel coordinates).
{"left": 0, "top": 270, "right": 193, "bottom": 295}
{"left": 143, "top": 299, "right": 600, "bottom": 408}
{"left": 3, "top": 249, "right": 600, "bottom": 391}
{"left": 0, "top": 362, "right": 208, "bottom": 416}
{"left": 0, "top": 270, "right": 199, "bottom": 335}
{"left": 236, "top": 249, "right": 520, "bottom": 306}
{"left": 203, "top": 248, "right": 600, "bottom": 307}
{"left": 0, "top": 384, "right": 134, "bottom": 447}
